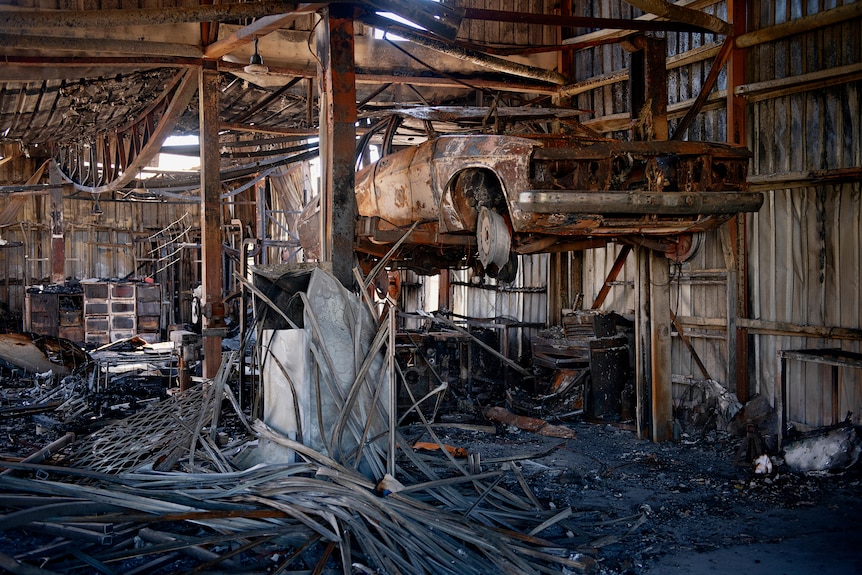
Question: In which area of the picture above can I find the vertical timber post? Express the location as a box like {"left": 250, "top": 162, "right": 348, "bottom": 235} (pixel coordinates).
{"left": 199, "top": 61, "right": 225, "bottom": 379}
{"left": 630, "top": 35, "right": 672, "bottom": 441}
{"left": 634, "top": 246, "right": 651, "bottom": 440}
{"left": 727, "top": 0, "right": 750, "bottom": 400}
{"left": 317, "top": 4, "right": 357, "bottom": 288}
{"left": 649, "top": 251, "right": 672, "bottom": 441}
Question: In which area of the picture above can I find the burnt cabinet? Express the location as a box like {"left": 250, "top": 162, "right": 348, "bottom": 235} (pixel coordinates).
{"left": 24, "top": 290, "right": 84, "bottom": 343}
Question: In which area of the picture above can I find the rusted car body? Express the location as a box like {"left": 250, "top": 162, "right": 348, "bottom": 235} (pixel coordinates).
{"left": 351, "top": 131, "right": 761, "bottom": 276}
{"left": 302, "top": 109, "right": 763, "bottom": 279}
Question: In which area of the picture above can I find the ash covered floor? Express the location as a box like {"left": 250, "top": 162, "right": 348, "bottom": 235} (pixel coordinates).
{"left": 415, "top": 422, "right": 862, "bottom": 575}
{"left": 1, "top": 361, "right": 860, "bottom": 574}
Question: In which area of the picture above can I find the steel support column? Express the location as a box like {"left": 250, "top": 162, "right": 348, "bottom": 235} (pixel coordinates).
{"left": 199, "top": 61, "right": 225, "bottom": 378}
{"left": 317, "top": 4, "right": 357, "bottom": 288}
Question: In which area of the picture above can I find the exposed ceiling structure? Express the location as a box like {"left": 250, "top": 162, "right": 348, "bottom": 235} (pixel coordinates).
{"left": 0, "top": 0, "right": 726, "bottom": 196}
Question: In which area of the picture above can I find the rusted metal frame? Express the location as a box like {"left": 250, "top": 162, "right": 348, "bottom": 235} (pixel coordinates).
{"left": 317, "top": 4, "right": 358, "bottom": 288}
{"left": 199, "top": 63, "right": 225, "bottom": 379}
{"left": 519, "top": 191, "right": 763, "bottom": 215}
{"left": 671, "top": 35, "right": 733, "bottom": 140}
{"left": 357, "top": 83, "right": 392, "bottom": 110}
{"left": 54, "top": 69, "right": 198, "bottom": 195}
{"left": 591, "top": 245, "right": 631, "bottom": 310}
{"left": 220, "top": 122, "right": 318, "bottom": 137}
{"left": 462, "top": 7, "right": 712, "bottom": 34}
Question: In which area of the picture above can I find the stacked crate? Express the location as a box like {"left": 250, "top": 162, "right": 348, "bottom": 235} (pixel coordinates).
{"left": 83, "top": 282, "right": 163, "bottom": 344}
{"left": 109, "top": 283, "right": 137, "bottom": 341}
{"left": 83, "top": 282, "right": 111, "bottom": 345}
{"left": 136, "top": 284, "right": 162, "bottom": 343}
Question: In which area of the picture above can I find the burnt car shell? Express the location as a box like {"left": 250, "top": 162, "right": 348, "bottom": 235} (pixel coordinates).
{"left": 355, "top": 134, "right": 536, "bottom": 234}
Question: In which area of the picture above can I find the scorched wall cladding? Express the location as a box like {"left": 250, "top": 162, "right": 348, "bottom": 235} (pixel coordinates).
{"left": 572, "top": 0, "right": 740, "bottom": 395}
{"left": 746, "top": 1, "right": 862, "bottom": 427}
{"left": 562, "top": 0, "right": 861, "bottom": 429}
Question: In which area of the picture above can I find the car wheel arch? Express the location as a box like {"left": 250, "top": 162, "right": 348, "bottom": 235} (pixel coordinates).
{"left": 440, "top": 167, "right": 511, "bottom": 233}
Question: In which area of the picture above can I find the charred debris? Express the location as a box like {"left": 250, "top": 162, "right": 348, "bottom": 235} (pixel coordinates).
{"left": 0, "top": 268, "right": 860, "bottom": 575}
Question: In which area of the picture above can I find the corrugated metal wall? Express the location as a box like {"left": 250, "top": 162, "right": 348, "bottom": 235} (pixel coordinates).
{"left": 452, "top": 255, "right": 548, "bottom": 363}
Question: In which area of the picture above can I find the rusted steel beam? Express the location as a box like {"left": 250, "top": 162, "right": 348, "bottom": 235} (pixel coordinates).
{"left": 463, "top": 7, "right": 712, "bottom": 34}
{"left": 671, "top": 36, "right": 733, "bottom": 140}
{"left": 199, "top": 62, "right": 225, "bottom": 379}
{"left": 317, "top": 4, "right": 358, "bottom": 287}
{"left": 519, "top": 191, "right": 764, "bottom": 215}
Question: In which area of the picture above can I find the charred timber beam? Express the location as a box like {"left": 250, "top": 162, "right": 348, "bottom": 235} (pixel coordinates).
{"left": 518, "top": 191, "right": 764, "bottom": 215}
{"left": 363, "top": 15, "right": 568, "bottom": 86}
{"left": 363, "top": 0, "right": 464, "bottom": 41}
{"left": 735, "top": 62, "right": 862, "bottom": 103}
{"left": 562, "top": 0, "right": 719, "bottom": 47}
{"left": 623, "top": 0, "right": 731, "bottom": 35}
{"left": 747, "top": 167, "right": 862, "bottom": 191}
{"left": 203, "top": 6, "right": 326, "bottom": 60}
{"left": 671, "top": 36, "right": 733, "bottom": 140}
{"left": 735, "top": 1, "right": 862, "bottom": 49}
{"left": 462, "top": 7, "right": 712, "bottom": 34}
{"left": 0, "top": 33, "right": 203, "bottom": 58}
